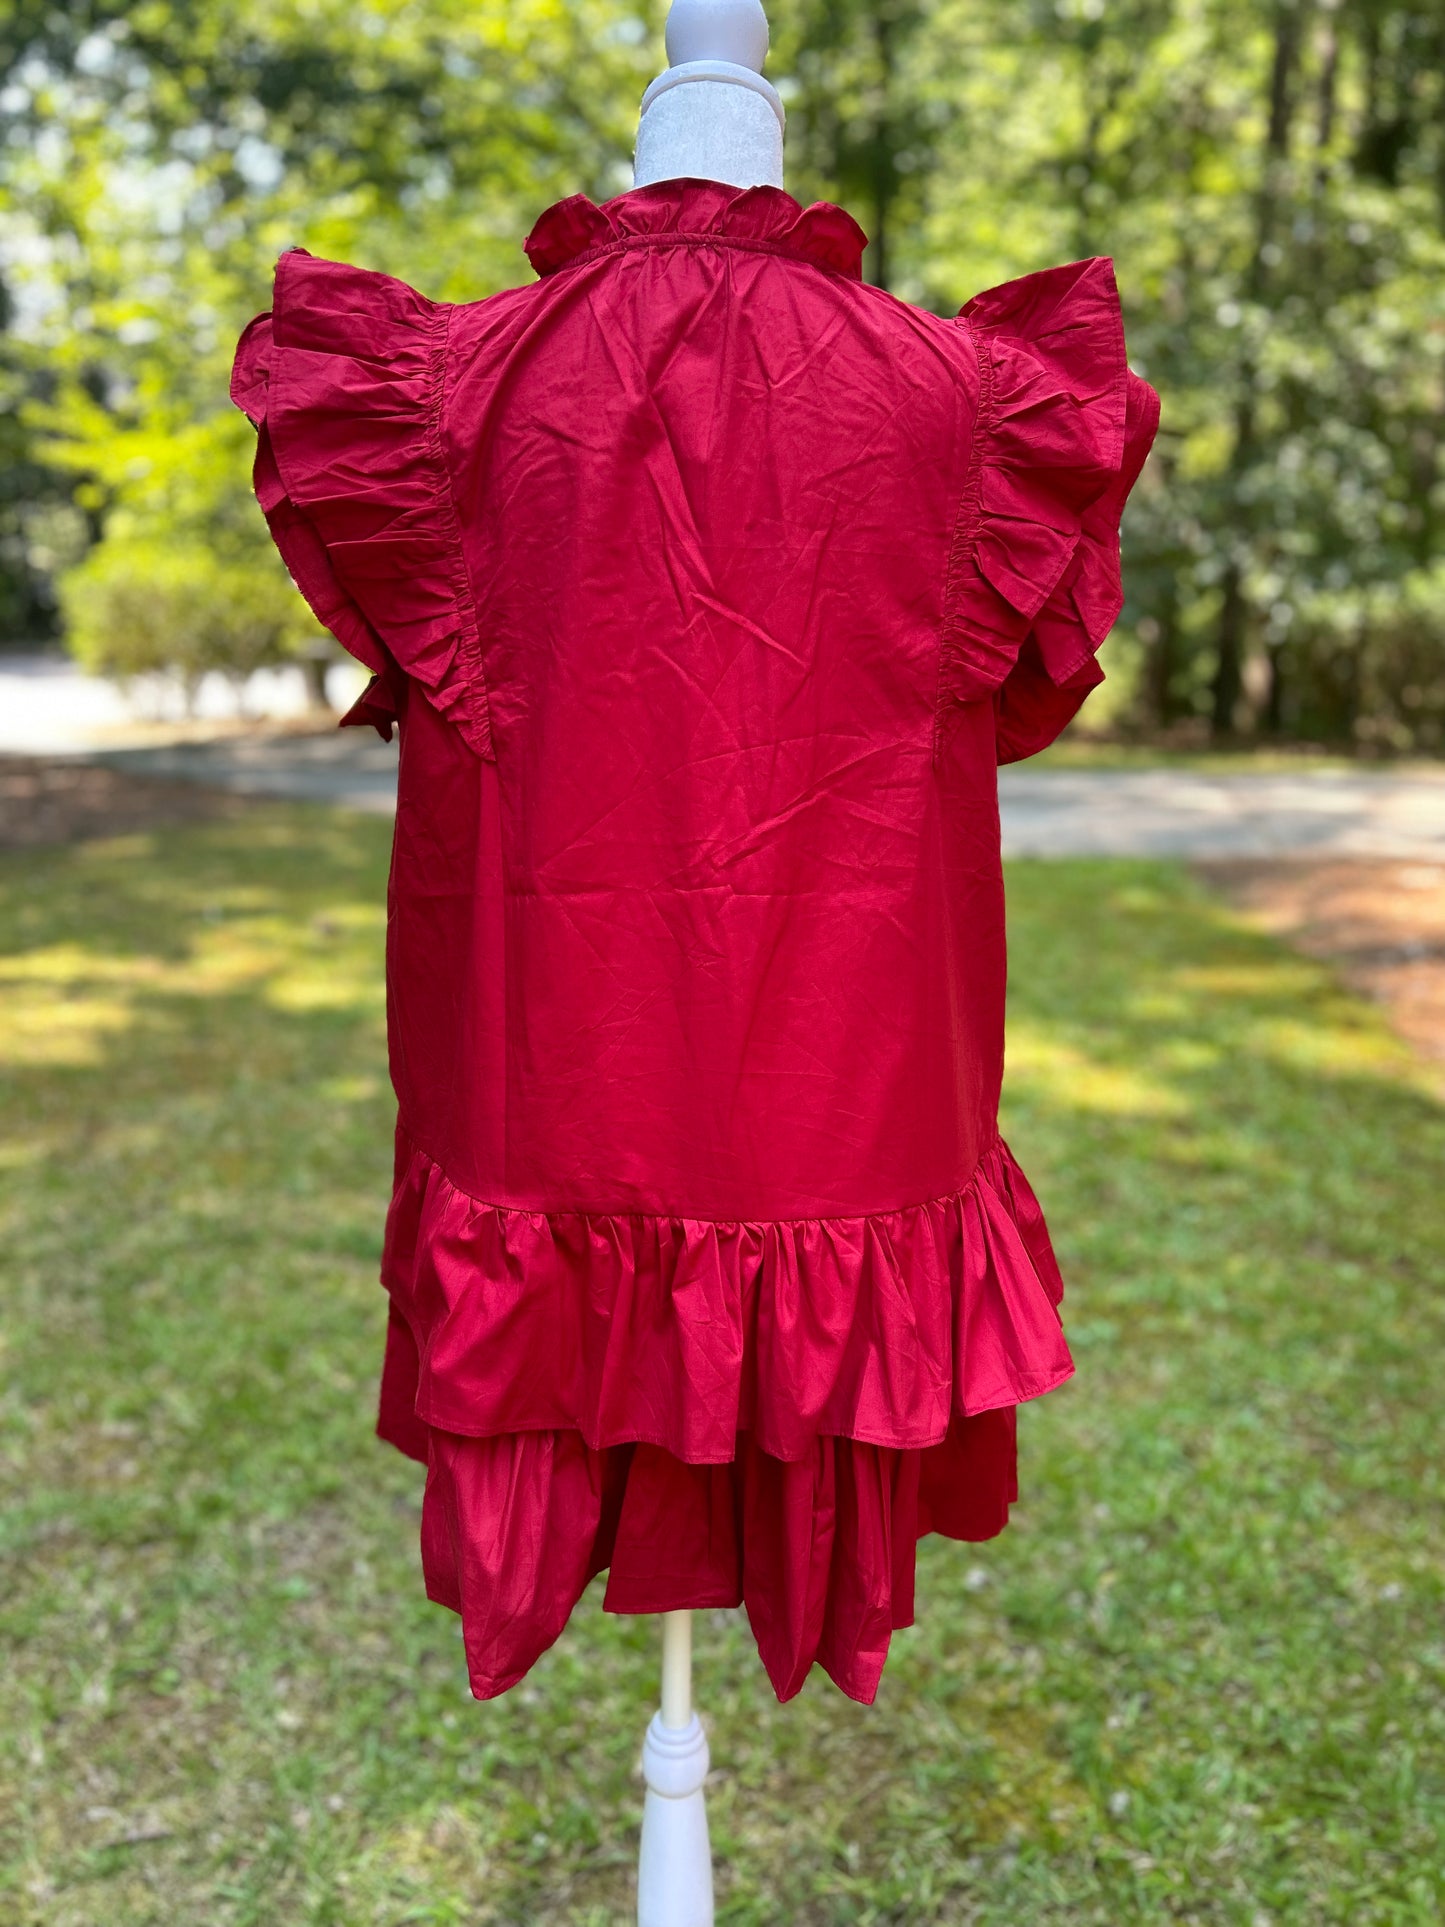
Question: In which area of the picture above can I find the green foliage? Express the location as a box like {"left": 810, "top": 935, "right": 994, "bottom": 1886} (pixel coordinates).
{"left": 60, "top": 532, "right": 320, "bottom": 703}
{"left": 1, "top": 0, "right": 1442, "bottom": 742}
{"left": 1, "top": 816, "right": 1442, "bottom": 1919}
{"left": 780, "top": 0, "right": 1445, "bottom": 746}
{"left": 1, "top": 0, "right": 663, "bottom": 675}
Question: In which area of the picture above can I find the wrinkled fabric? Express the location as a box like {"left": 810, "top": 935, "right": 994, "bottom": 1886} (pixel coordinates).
{"left": 231, "top": 177, "right": 1159, "bottom": 1703}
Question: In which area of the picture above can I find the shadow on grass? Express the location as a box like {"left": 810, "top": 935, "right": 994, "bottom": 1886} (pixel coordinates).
{"left": 1, "top": 818, "right": 1441, "bottom": 1926}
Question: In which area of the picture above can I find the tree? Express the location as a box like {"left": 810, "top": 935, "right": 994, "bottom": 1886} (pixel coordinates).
{"left": 771, "top": 0, "right": 937, "bottom": 293}
{"left": 893, "top": 0, "right": 1445, "bottom": 745}
{"left": 4, "top": 0, "right": 1443, "bottom": 747}
{"left": 2, "top": 0, "right": 663, "bottom": 683}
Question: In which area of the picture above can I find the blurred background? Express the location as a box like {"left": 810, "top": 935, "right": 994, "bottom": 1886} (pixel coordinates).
{"left": 2, "top": 7, "right": 1443, "bottom": 1925}
{"left": 1, "top": 0, "right": 1443, "bottom": 748}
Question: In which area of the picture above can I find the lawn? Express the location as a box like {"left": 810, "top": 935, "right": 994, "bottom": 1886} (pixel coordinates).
{"left": 1, "top": 806, "right": 1441, "bottom": 1925}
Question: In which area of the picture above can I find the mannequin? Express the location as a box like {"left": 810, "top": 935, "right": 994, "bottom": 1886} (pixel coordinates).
{"left": 629, "top": 15, "right": 783, "bottom": 1925}
{"left": 633, "top": 0, "right": 785, "bottom": 194}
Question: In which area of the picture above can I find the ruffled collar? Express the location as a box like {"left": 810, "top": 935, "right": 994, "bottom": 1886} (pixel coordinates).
{"left": 523, "top": 178, "right": 869, "bottom": 281}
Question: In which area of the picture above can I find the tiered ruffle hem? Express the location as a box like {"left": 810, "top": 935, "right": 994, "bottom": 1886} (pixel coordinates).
{"left": 376, "top": 1127, "right": 1074, "bottom": 1703}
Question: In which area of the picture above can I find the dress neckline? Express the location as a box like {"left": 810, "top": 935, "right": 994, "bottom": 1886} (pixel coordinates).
{"left": 523, "top": 177, "right": 869, "bottom": 281}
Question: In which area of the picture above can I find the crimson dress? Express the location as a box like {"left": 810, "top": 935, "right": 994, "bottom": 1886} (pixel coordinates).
{"left": 231, "top": 177, "right": 1160, "bottom": 1704}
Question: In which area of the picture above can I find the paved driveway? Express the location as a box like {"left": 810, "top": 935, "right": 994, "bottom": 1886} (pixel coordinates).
{"left": 997, "top": 766, "right": 1445, "bottom": 860}
{"left": 81, "top": 735, "right": 1445, "bottom": 860}
{"left": 92, "top": 729, "right": 404, "bottom": 816}
{"left": 3, "top": 651, "right": 1443, "bottom": 859}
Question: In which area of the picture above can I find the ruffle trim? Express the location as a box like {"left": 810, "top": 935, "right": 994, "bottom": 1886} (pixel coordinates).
{"left": 422, "top": 1413, "right": 1017, "bottom": 1705}
{"left": 230, "top": 249, "right": 495, "bottom": 760}
{"left": 523, "top": 178, "right": 869, "bottom": 281}
{"left": 380, "top": 1304, "right": 1021, "bottom": 1705}
{"left": 937, "top": 257, "right": 1161, "bottom": 762}
{"left": 378, "top": 1126, "right": 1074, "bottom": 1467}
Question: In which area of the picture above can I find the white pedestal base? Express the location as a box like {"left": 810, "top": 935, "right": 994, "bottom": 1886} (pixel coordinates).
{"left": 637, "top": 1709, "right": 714, "bottom": 1927}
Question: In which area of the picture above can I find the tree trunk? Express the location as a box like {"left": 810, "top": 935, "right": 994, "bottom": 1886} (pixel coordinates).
{"left": 1146, "top": 582, "right": 1181, "bottom": 728}
{"left": 1209, "top": 0, "right": 1304, "bottom": 738}
{"left": 1213, "top": 560, "right": 1247, "bottom": 737}
{"left": 302, "top": 652, "right": 334, "bottom": 712}
{"left": 868, "top": 6, "right": 895, "bottom": 291}
{"left": 1264, "top": 637, "right": 1286, "bottom": 735}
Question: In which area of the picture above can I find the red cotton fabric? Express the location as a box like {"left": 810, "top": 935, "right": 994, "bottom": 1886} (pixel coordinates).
{"left": 231, "top": 177, "right": 1160, "bottom": 1705}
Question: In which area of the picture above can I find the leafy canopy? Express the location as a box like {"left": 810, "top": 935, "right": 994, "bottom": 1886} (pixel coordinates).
{"left": 3, "top": 0, "right": 1443, "bottom": 743}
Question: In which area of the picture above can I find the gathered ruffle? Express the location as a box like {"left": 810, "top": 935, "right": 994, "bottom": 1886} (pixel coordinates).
{"left": 937, "top": 257, "right": 1161, "bottom": 763}
{"left": 523, "top": 178, "right": 869, "bottom": 281}
{"left": 230, "top": 249, "right": 495, "bottom": 759}
{"left": 387, "top": 1378, "right": 1018, "bottom": 1704}
{"left": 379, "top": 1126, "right": 1072, "bottom": 1465}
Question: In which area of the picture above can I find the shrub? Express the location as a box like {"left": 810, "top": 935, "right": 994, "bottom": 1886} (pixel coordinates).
{"left": 60, "top": 537, "right": 331, "bottom": 712}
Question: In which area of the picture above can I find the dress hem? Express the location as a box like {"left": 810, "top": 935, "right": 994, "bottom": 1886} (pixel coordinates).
{"left": 379, "top": 1123, "right": 1075, "bottom": 1464}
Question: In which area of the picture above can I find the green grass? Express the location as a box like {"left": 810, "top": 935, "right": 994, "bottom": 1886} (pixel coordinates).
{"left": 1, "top": 807, "right": 1442, "bottom": 1925}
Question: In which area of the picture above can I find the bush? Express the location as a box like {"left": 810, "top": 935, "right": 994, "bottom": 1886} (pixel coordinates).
{"left": 59, "top": 537, "right": 332, "bottom": 712}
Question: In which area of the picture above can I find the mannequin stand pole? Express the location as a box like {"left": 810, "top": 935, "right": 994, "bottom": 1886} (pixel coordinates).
{"left": 637, "top": 1610, "right": 714, "bottom": 1926}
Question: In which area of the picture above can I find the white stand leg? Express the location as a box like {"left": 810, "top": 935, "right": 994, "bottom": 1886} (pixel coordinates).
{"left": 637, "top": 1610, "right": 714, "bottom": 1927}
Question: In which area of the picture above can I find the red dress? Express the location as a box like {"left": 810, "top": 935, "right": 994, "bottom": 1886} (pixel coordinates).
{"left": 231, "top": 177, "right": 1160, "bottom": 1704}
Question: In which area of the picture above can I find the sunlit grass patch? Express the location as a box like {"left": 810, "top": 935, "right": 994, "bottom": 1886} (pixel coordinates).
{"left": 0, "top": 836, "right": 385, "bottom": 1079}
{"left": 1005, "top": 1032, "right": 1190, "bottom": 1117}
{"left": 1, "top": 821, "right": 1441, "bottom": 1924}
{"left": 0, "top": 981, "right": 136, "bottom": 1067}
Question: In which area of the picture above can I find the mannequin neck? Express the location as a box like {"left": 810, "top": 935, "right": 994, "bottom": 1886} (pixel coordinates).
{"left": 632, "top": 65, "right": 784, "bottom": 191}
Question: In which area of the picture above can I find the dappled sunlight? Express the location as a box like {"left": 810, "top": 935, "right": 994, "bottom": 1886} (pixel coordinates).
{"left": 1151, "top": 1038, "right": 1223, "bottom": 1075}
{"left": 315, "top": 1075, "right": 383, "bottom": 1105}
{"left": 0, "top": 981, "right": 135, "bottom": 1067}
{"left": 0, "top": 942, "right": 171, "bottom": 988}
{"left": 4, "top": 823, "right": 1443, "bottom": 1926}
{"left": 1121, "top": 986, "right": 1196, "bottom": 1025}
{"left": 1248, "top": 1015, "right": 1417, "bottom": 1084}
{"left": 88, "top": 1120, "right": 166, "bottom": 1162}
{"left": 0, "top": 1134, "right": 57, "bottom": 1171}
{"left": 1005, "top": 1030, "right": 1191, "bottom": 1118}
{"left": 1005, "top": 861, "right": 1438, "bottom": 1121}
{"left": 1146, "top": 1123, "right": 1278, "bottom": 1177}
{"left": 1170, "top": 961, "right": 1327, "bottom": 1000}
{"left": 1103, "top": 880, "right": 1181, "bottom": 918}
{"left": 265, "top": 961, "right": 386, "bottom": 1015}
{"left": 0, "top": 872, "right": 385, "bottom": 1075}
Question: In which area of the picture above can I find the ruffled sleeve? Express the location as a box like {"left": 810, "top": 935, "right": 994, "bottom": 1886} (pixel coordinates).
{"left": 230, "top": 248, "right": 495, "bottom": 759}
{"left": 937, "top": 257, "right": 1160, "bottom": 764}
